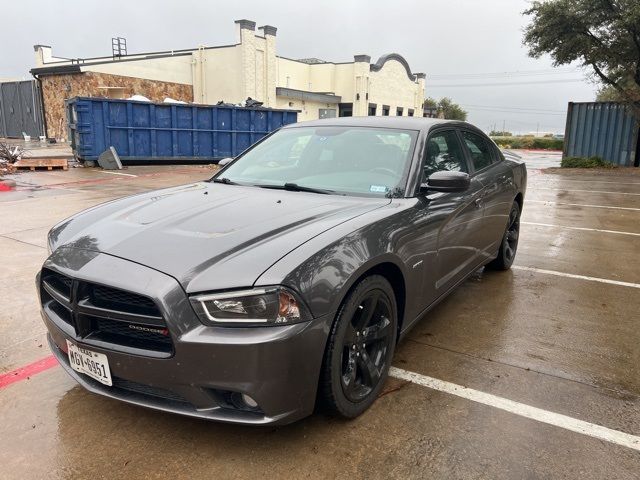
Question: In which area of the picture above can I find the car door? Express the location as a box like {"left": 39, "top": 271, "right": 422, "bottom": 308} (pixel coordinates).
{"left": 415, "top": 129, "right": 487, "bottom": 304}
{"left": 460, "top": 130, "right": 515, "bottom": 261}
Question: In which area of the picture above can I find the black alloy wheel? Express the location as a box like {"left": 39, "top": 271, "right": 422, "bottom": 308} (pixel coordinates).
{"left": 320, "top": 275, "right": 398, "bottom": 418}
{"left": 487, "top": 201, "right": 521, "bottom": 270}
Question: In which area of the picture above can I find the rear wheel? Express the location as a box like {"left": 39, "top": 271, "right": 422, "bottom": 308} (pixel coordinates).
{"left": 487, "top": 201, "right": 520, "bottom": 270}
{"left": 320, "top": 275, "right": 398, "bottom": 418}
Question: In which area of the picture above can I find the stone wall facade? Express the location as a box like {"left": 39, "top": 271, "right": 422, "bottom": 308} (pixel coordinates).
{"left": 40, "top": 71, "right": 193, "bottom": 140}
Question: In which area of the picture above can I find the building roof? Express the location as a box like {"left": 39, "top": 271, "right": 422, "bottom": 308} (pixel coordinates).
{"left": 296, "top": 58, "right": 328, "bottom": 64}
{"left": 370, "top": 54, "right": 420, "bottom": 81}
{"left": 276, "top": 87, "right": 341, "bottom": 104}
{"left": 30, "top": 45, "right": 237, "bottom": 76}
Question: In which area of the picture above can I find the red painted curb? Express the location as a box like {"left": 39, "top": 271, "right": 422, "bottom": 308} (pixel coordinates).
{"left": 0, "top": 355, "right": 58, "bottom": 388}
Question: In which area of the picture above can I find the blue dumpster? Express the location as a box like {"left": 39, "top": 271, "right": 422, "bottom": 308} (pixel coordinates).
{"left": 66, "top": 97, "right": 298, "bottom": 163}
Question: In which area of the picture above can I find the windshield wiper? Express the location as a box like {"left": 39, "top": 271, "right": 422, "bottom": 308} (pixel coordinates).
{"left": 212, "top": 177, "right": 238, "bottom": 185}
{"left": 258, "top": 183, "right": 333, "bottom": 194}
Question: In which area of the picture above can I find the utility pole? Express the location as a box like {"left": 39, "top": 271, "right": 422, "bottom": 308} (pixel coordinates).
{"left": 502, "top": 120, "right": 505, "bottom": 133}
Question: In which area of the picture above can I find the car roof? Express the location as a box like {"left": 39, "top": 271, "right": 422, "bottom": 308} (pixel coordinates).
{"left": 282, "top": 116, "right": 477, "bottom": 133}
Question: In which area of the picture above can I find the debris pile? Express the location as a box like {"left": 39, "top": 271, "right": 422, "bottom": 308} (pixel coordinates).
{"left": 0, "top": 142, "right": 27, "bottom": 176}
{"left": 216, "top": 97, "right": 264, "bottom": 108}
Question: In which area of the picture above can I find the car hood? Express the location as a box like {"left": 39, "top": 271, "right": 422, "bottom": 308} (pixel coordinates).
{"left": 51, "top": 182, "right": 389, "bottom": 293}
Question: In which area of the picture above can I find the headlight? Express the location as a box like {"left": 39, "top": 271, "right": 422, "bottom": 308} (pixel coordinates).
{"left": 190, "top": 287, "right": 310, "bottom": 326}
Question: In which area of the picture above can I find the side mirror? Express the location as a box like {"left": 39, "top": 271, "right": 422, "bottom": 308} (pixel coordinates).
{"left": 217, "top": 157, "right": 233, "bottom": 167}
{"left": 421, "top": 171, "right": 470, "bottom": 193}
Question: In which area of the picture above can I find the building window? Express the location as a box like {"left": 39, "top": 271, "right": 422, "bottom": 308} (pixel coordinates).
{"left": 382, "top": 105, "right": 390, "bottom": 116}
{"left": 368, "top": 103, "right": 377, "bottom": 116}
{"left": 424, "top": 106, "right": 438, "bottom": 118}
{"left": 396, "top": 107, "right": 403, "bottom": 116}
{"left": 339, "top": 103, "right": 353, "bottom": 117}
{"left": 408, "top": 109, "right": 414, "bottom": 117}
{"left": 319, "top": 109, "right": 337, "bottom": 119}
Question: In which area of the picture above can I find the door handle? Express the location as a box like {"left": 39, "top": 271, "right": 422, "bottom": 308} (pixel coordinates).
{"left": 474, "top": 197, "right": 483, "bottom": 209}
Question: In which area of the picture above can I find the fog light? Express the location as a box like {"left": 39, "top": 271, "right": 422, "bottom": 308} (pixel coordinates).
{"left": 241, "top": 393, "right": 258, "bottom": 408}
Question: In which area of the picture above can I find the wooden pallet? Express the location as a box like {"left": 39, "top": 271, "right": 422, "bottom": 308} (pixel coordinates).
{"left": 13, "top": 158, "right": 69, "bottom": 171}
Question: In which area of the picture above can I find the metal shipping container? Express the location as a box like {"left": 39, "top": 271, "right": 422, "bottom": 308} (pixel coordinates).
{"left": 564, "top": 102, "right": 639, "bottom": 167}
{"left": 67, "top": 97, "right": 298, "bottom": 163}
{"left": 0, "top": 80, "right": 45, "bottom": 139}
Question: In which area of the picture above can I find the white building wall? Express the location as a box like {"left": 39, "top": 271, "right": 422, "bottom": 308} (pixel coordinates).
{"left": 275, "top": 97, "right": 336, "bottom": 121}
{"left": 334, "top": 64, "right": 355, "bottom": 100}
{"left": 368, "top": 59, "right": 423, "bottom": 116}
{"left": 33, "top": 46, "right": 71, "bottom": 67}
{"left": 197, "top": 46, "right": 243, "bottom": 104}
{"left": 308, "top": 63, "right": 336, "bottom": 93}
{"left": 277, "top": 58, "right": 311, "bottom": 90}
{"left": 263, "top": 31, "right": 277, "bottom": 107}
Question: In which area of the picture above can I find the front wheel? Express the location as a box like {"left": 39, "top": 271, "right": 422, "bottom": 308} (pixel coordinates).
{"left": 487, "top": 200, "right": 520, "bottom": 270}
{"left": 319, "top": 275, "right": 398, "bottom": 418}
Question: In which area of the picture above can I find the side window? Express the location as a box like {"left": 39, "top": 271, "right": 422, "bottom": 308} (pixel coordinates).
{"left": 462, "top": 131, "right": 494, "bottom": 171}
{"left": 423, "top": 130, "right": 468, "bottom": 180}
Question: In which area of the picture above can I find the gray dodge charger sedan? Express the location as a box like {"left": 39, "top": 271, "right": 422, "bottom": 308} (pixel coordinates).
{"left": 39, "top": 117, "right": 526, "bottom": 425}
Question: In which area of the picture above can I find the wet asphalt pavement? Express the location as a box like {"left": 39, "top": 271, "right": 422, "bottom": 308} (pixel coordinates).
{"left": 1, "top": 151, "right": 639, "bottom": 479}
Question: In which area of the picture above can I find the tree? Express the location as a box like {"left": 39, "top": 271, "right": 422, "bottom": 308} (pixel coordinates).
{"left": 423, "top": 97, "right": 438, "bottom": 109}
{"left": 423, "top": 97, "right": 468, "bottom": 121}
{"left": 438, "top": 97, "right": 468, "bottom": 121}
{"left": 596, "top": 78, "right": 640, "bottom": 101}
{"left": 596, "top": 85, "right": 622, "bottom": 101}
{"left": 523, "top": 0, "right": 640, "bottom": 116}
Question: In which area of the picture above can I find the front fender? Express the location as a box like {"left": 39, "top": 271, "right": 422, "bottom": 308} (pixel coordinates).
{"left": 254, "top": 203, "right": 419, "bottom": 321}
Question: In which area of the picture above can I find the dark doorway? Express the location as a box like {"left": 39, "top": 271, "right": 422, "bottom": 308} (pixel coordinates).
{"left": 368, "top": 103, "right": 377, "bottom": 116}
{"left": 339, "top": 103, "right": 353, "bottom": 117}
{"left": 382, "top": 105, "right": 390, "bottom": 116}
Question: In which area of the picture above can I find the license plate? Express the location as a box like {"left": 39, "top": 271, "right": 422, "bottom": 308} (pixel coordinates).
{"left": 66, "top": 340, "right": 112, "bottom": 386}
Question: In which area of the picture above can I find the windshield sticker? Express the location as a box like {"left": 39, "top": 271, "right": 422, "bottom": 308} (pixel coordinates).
{"left": 370, "top": 185, "right": 388, "bottom": 193}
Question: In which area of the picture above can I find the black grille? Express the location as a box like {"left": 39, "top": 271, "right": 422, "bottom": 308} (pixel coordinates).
{"left": 45, "top": 294, "right": 73, "bottom": 325}
{"left": 42, "top": 269, "right": 73, "bottom": 299}
{"left": 40, "top": 268, "right": 172, "bottom": 355}
{"left": 90, "top": 284, "right": 160, "bottom": 317}
{"left": 91, "top": 317, "right": 172, "bottom": 352}
{"left": 112, "top": 377, "right": 187, "bottom": 403}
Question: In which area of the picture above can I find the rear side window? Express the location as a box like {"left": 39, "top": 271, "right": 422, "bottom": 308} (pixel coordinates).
{"left": 462, "top": 131, "right": 494, "bottom": 171}
{"left": 423, "top": 130, "right": 468, "bottom": 180}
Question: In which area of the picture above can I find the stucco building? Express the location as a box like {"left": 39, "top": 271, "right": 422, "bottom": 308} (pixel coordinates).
{"left": 31, "top": 19, "right": 426, "bottom": 140}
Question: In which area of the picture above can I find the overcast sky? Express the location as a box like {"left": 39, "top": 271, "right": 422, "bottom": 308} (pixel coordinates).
{"left": 1, "top": 0, "right": 598, "bottom": 133}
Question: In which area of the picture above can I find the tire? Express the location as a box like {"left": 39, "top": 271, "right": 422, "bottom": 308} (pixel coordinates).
{"left": 319, "top": 275, "right": 398, "bottom": 418}
{"left": 487, "top": 200, "right": 521, "bottom": 270}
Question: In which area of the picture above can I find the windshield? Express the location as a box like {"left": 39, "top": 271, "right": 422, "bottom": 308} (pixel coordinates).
{"left": 215, "top": 126, "right": 418, "bottom": 197}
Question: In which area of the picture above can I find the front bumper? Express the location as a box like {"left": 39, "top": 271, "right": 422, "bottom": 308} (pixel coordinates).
{"left": 40, "top": 249, "right": 333, "bottom": 425}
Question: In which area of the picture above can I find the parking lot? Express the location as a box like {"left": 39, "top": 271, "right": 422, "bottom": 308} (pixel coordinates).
{"left": 1, "top": 150, "right": 639, "bottom": 479}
